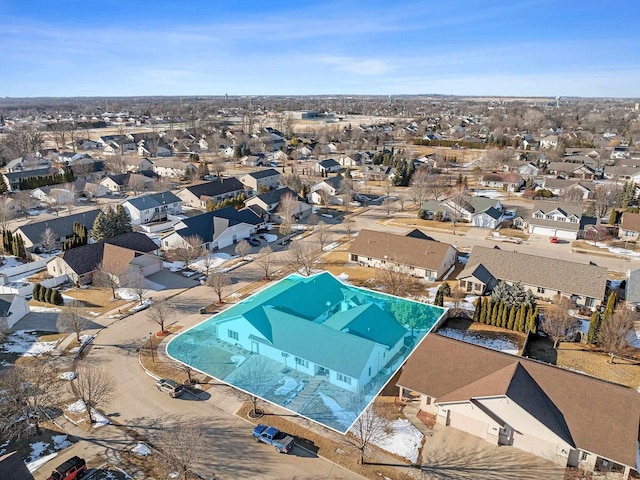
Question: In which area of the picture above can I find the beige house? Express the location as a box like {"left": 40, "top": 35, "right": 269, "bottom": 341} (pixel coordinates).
{"left": 348, "top": 229, "right": 457, "bottom": 282}
{"left": 457, "top": 246, "right": 607, "bottom": 309}
{"left": 619, "top": 212, "right": 640, "bottom": 241}
{"left": 397, "top": 335, "right": 640, "bottom": 478}
{"left": 239, "top": 168, "right": 281, "bottom": 192}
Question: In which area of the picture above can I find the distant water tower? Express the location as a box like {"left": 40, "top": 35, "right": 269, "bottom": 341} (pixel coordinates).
{"left": 388, "top": 95, "right": 392, "bottom": 106}
{"left": 225, "top": 93, "right": 228, "bottom": 103}
{"left": 556, "top": 96, "right": 560, "bottom": 109}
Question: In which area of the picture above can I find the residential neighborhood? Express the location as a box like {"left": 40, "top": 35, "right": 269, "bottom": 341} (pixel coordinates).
{"left": 1, "top": 10, "right": 640, "bottom": 478}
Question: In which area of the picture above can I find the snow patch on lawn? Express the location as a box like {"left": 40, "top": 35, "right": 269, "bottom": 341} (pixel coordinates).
{"left": 30, "top": 306, "right": 62, "bottom": 313}
{"left": 65, "top": 400, "right": 110, "bottom": 428}
{"left": 190, "top": 253, "right": 234, "bottom": 272}
{"left": 473, "top": 190, "right": 505, "bottom": 199}
{"left": 318, "top": 393, "right": 356, "bottom": 429}
{"left": 371, "top": 418, "right": 423, "bottom": 464}
{"left": 1, "top": 330, "right": 58, "bottom": 357}
{"left": 59, "top": 371, "right": 77, "bottom": 380}
{"left": 262, "top": 233, "right": 278, "bottom": 243}
{"left": 116, "top": 288, "right": 140, "bottom": 301}
{"left": 438, "top": 328, "right": 518, "bottom": 355}
{"left": 26, "top": 452, "right": 58, "bottom": 473}
{"left": 231, "top": 355, "right": 246, "bottom": 366}
{"left": 323, "top": 242, "right": 339, "bottom": 252}
{"left": 132, "top": 443, "right": 151, "bottom": 455}
{"left": 275, "top": 376, "right": 299, "bottom": 396}
{"left": 589, "top": 242, "right": 640, "bottom": 258}
{"left": 52, "top": 434, "right": 71, "bottom": 450}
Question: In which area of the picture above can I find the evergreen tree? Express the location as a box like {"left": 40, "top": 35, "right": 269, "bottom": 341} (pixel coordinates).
{"left": 45, "top": 287, "right": 55, "bottom": 304}
{"left": 481, "top": 298, "right": 490, "bottom": 324}
{"left": 507, "top": 304, "right": 516, "bottom": 330}
{"left": 587, "top": 311, "right": 601, "bottom": 344}
{"left": 33, "top": 284, "right": 42, "bottom": 302}
{"left": 114, "top": 205, "right": 133, "bottom": 236}
{"left": 91, "top": 211, "right": 109, "bottom": 242}
{"left": 496, "top": 301, "right": 505, "bottom": 326}
{"left": 609, "top": 209, "right": 619, "bottom": 225}
{"left": 500, "top": 301, "right": 508, "bottom": 328}
{"left": 473, "top": 298, "right": 481, "bottom": 322}
{"left": 52, "top": 290, "right": 64, "bottom": 306}
{"left": 526, "top": 307, "right": 538, "bottom": 333}
{"left": 491, "top": 300, "right": 499, "bottom": 325}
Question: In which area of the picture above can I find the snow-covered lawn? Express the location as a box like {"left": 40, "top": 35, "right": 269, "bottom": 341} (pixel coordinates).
{"left": 319, "top": 393, "right": 357, "bottom": 429}
{"left": 59, "top": 371, "right": 77, "bottom": 380}
{"left": 472, "top": 190, "right": 505, "bottom": 199}
{"left": 371, "top": 418, "right": 423, "bottom": 464}
{"left": 438, "top": 328, "right": 519, "bottom": 355}
{"left": 25, "top": 435, "right": 72, "bottom": 472}
{"left": 29, "top": 306, "right": 62, "bottom": 313}
{"left": 1, "top": 330, "right": 58, "bottom": 357}
{"left": 163, "top": 260, "right": 186, "bottom": 272}
{"left": 275, "top": 376, "right": 299, "bottom": 396}
{"left": 0, "top": 255, "right": 24, "bottom": 272}
{"left": 322, "top": 242, "right": 339, "bottom": 252}
{"left": 65, "top": 400, "right": 110, "bottom": 428}
{"left": 116, "top": 288, "right": 139, "bottom": 301}
{"left": 588, "top": 242, "right": 640, "bottom": 258}
{"left": 189, "top": 253, "right": 234, "bottom": 272}
{"left": 262, "top": 233, "right": 278, "bottom": 243}
{"left": 445, "top": 296, "right": 478, "bottom": 312}
{"left": 69, "top": 334, "right": 94, "bottom": 354}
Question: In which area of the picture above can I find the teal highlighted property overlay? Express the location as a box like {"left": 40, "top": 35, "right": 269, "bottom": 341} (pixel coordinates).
{"left": 167, "top": 272, "right": 446, "bottom": 433}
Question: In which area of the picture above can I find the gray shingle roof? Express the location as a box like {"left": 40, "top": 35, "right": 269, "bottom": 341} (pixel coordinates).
{"left": 245, "top": 168, "right": 280, "bottom": 179}
{"left": 181, "top": 178, "right": 244, "bottom": 199}
{"left": 125, "top": 191, "right": 181, "bottom": 211}
{"left": 462, "top": 246, "right": 607, "bottom": 299}
{"left": 15, "top": 209, "right": 101, "bottom": 243}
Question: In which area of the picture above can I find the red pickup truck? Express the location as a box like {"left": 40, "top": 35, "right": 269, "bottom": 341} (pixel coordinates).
{"left": 46, "top": 456, "right": 87, "bottom": 480}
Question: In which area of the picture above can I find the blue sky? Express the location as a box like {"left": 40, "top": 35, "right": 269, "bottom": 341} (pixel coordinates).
{"left": 1, "top": 0, "right": 638, "bottom": 97}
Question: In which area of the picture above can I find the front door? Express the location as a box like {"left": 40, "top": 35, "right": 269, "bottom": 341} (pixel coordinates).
{"left": 251, "top": 340, "right": 259, "bottom": 354}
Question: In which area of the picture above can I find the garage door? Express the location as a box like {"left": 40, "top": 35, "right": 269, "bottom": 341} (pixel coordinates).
{"left": 512, "top": 432, "right": 559, "bottom": 464}
{"left": 529, "top": 225, "right": 556, "bottom": 236}
{"left": 448, "top": 411, "right": 488, "bottom": 439}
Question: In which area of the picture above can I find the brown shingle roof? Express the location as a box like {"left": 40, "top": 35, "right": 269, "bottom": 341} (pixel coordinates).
{"left": 621, "top": 212, "right": 640, "bottom": 233}
{"left": 397, "top": 334, "right": 640, "bottom": 467}
{"left": 348, "top": 229, "right": 456, "bottom": 273}
{"left": 460, "top": 246, "right": 607, "bottom": 299}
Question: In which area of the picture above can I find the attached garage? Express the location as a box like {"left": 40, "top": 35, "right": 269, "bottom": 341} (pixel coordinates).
{"left": 512, "top": 432, "right": 566, "bottom": 466}
{"left": 448, "top": 410, "right": 488, "bottom": 439}
{"left": 528, "top": 225, "right": 577, "bottom": 240}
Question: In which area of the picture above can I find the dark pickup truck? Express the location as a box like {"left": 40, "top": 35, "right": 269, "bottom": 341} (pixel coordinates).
{"left": 252, "top": 424, "right": 295, "bottom": 453}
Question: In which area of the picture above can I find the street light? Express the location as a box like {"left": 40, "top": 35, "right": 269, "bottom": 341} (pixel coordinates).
{"left": 149, "top": 332, "right": 155, "bottom": 363}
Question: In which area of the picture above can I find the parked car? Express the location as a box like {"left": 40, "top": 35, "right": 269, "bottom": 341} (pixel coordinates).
{"left": 253, "top": 424, "right": 295, "bottom": 453}
{"left": 550, "top": 236, "right": 559, "bottom": 243}
{"left": 247, "top": 237, "right": 260, "bottom": 246}
{"left": 46, "top": 456, "right": 86, "bottom": 480}
{"left": 156, "top": 378, "right": 185, "bottom": 398}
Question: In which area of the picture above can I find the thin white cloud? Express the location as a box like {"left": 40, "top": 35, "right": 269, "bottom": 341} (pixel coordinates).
{"left": 320, "top": 56, "right": 392, "bottom": 75}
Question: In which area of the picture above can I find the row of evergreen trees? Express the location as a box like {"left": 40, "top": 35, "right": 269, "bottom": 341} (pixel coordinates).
{"left": 91, "top": 205, "right": 133, "bottom": 242}
{"left": 2, "top": 230, "right": 26, "bottom": 258}
{"left": 472, "top": 297, "right": 539, "bottom": 334}
{"left": 205, "top": 193, "right": 247, "bottom": 212}
{"left": 587, "top": 292, "right": 616, "bottom": 344}
{"left": 61, "top": 222, "right": 88, "bottom": 251}
{"left": 33, "top": 283, "right": 63, "bottom": 305}
{"left": 18, "top": 168, "right": 75, "bottom": 190}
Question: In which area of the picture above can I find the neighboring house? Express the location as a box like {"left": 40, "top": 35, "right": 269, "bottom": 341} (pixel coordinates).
{"left": 176, "top": 178, "right": 245, "bottom": 209}
{"left": 348, "top": 229, "right": 457, "bottom": 282}
{"left": 214, "top": 272, "right": 406, "bottom": 393}
{"left": 259, "top": 133, "right": 286, "bottom": 151}
{"left": 30, "top": 186, "right": 75, "bottom": 205}
{"left": 457, "top": 245, "right": 607, "bottom": 308}
{"left": 539, "top": 134, "right": 559, "bottom": 149}
{"left": 356, "top": 165, "right": 392, "bottom": 181}
{"left": 13, "top": 209, "right": 101, "bottom": 251}
{"left": 4, "top": 155, "right": 51, "bottom": 173}
{"left": 517, "top": 163, "right": 541, "bottom": 176}
{"left": 75, "top": 138, "right": 101, "bottom": 151}
{"left": 99, "top": 173, "right": 155, "bottom": 193}
{"left": 244, "top": 187, "right": 312, "bottom": 222}
{"left": 539, "top": 178, "right": 595, "bottom": 200}
{"left": 152, "top": 159, "right": 197, "bottom": 178}
{"left": 240, "top": 154, "right": 266, "bottom": 167}
{"left": 121, "top": 191, "right": 182, "bottom": 225}
{"left": 0, "top": 451, "right": 35, "bottom": 480}
{"left": 340, "top": 153, "right": 365, "bottom": 167}
{"left": 2, "top": 167, "right": 55, "bottom": 192}
{"left": 46, "top": 232, "right": 161, "bottom": 285}
{"left": 0, "top": 294, "right": 30, "bottom": 329}
{"left": 308, "top": 175, "right": 343, "bottom": 205}
{"left": 527, "top": 201, "right": 595, "bottom": 240}
{"left": 124, "top": 157, "right": 154, "bottom": 172}
{"left": 546, "top": 162, "right": 596, "bottom": 180}
{"left": 618, "top": 212, "right": 640, "bottom": 241}
{"left": 162, "top": 206, "right": 264, "bottom": 251}
{"left": 625, "top": 269, "right": 640, "bottom": 310}
{"left": 397, "top": 334, "right": 640, "bottom": 477}
{"left": 239, "top": 169, "right": 281, "bottom": 193}
{"left": 422, "top": 194, "right": 504, "bottom": 229}
{"left": 315, "top": 158, "right": 341, "bottom": 174}
{"left": 480, "top": 173, "right": 524, "bottom": 192}
{"left": 602, "top": 166, "right": 640, "bottom": 183}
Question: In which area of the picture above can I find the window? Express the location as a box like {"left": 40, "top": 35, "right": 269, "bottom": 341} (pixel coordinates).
{"left": 426, "top": 396, "right": 432, "bottom": 405}
{"left": 337, "top": 373, "right": 352, "bottom": 385}
{"left": 368, "top": 366, "right": 371, "bottom": 377}
{"left": 537, "top": 287, "right": 545, "bottom": 294}
{"left": 581, "top": 452, "right": 589, "bottom": 461}
{"left": 227, "top": 329, "right": 239, "bottom": 341}
{"left": 295, "top": 357, "right": 309, "bottom": 368}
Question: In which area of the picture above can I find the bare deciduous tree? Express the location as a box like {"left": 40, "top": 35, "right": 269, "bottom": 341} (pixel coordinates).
{"left": 343, "top": 217, "right": 355, "bottom": 237}
{"left": 146, "top": 298, "right": 173, "bottom": 333}
{"left": 72, "top": 366, "right": 114, "bottom": 424}
{"left": 233, "top": 356, "right": 279, "bottom": 418}
{"left": 210, "top": 154, "right": 226, "bottom": 177}
{"left": 93, "top": 260, "right": 129, "bottom": 299}
{"left": 57, "top": 301, "right": 88, "bottom": 342}
{"left": 345, "top": 401, "right": 390, "bottom": 465}
{"left": 374, "top": 261, "right": 417, "bottom": 297}
{"left": 0, "top": 198, "right": 14, "bottom": 232}
{"left": 14, "top": 190, "right": 35, "bottom": 219}
{"left": 409, "top": 167, "right": 430, "bottom": 206}
{"left": 126, "top": 270, "right": 149, "bottom": 305}
{"left": 339, "top": 177, "right": 356, "bottom": 213}
{"left": 0, "top": 359, "right": 60, "bottom": 439}
{"left": 315, "top": 220, "right": 329, "bottom": 252}
{"left": 234, "top": 239, "right": 251, "bottom": 260}
{"left": 540, "top": 305, "right": 578, "bottom": 349}
{"left": 598, "top": 309, "right": 636, "bottom": 362}
{"left": 286, "top": 240, "right": 318, "bottom": 276}
{"left": 207, "top": 270, "right": 230, "bottom": 304}
{"left": 104, "top": 153, "right": 128, "bottom": 174}
{"left": 157, "top": 419, "right": 210, "bottom": 480}
{"left": 167, "top": 235, "right": 204, "bottom": 266}
{"left": 277, "top": 192, "right": 298, "bottom": 236}
{"left": 40, "top": 227, "right": 57, "bottom": 253}
{"left": 254, "top": 245, "right": 274, "bottom": 280}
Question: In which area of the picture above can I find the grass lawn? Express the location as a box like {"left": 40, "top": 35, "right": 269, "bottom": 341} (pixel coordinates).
{"left": 525, "top": 337, "right": 640, "bottom": 389}
{"left": 0, "top": 331, "right": 65, "bottom": 366}
{"left": 63, "top": 287, "right": 128, "bottom": 314}
{"left": 384, "top": 217, "right": 471, "bottom": 234}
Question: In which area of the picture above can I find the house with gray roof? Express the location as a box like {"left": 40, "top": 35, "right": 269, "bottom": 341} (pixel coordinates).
{"left": 422, "top": 194, "right": 504, "bottom": 228}
{"left": 162, "top": 206, "right": 264, "bottom": 251}
{"left": 2, "top": 167, "right": 56, "bottom": 192}
{"left": 0, "top": 294, "right": 30, "bottom": 329}
{"left": 121, "top": 191, "right": 182, "bottom": 225}
{"left": 624, "top": 269, "right": 640, "bottom": 311}
{"left": 244, "top": 187, "right": 312, "bottom": 222}
{"left": 618, "top": 212, "right": 640, "bottom": 241}
{"left": 457, "top": 246, "right": 607, "bottom": 309}
{"left": 13, "top": 209, "right": 101, "bottom": 251}
{"left": 0, "top": 451, "right": 35, "bottom": 480}
{"left": 239, "top": 168, "right": 281, "bottom": 192}
{"left": 176, "top": 178, "right": 245, "bottom": 209}
{"left": 315, "top": 158, "right": 341, "bottom": 174}
{"left": 214, "top": 272, "right": 406, "bottom": 393}
{"left": 527, "top": 200, "right": 595, "bottom": 240}
{"left": 397, "top": 334, "right": 640, "bottom": 477}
